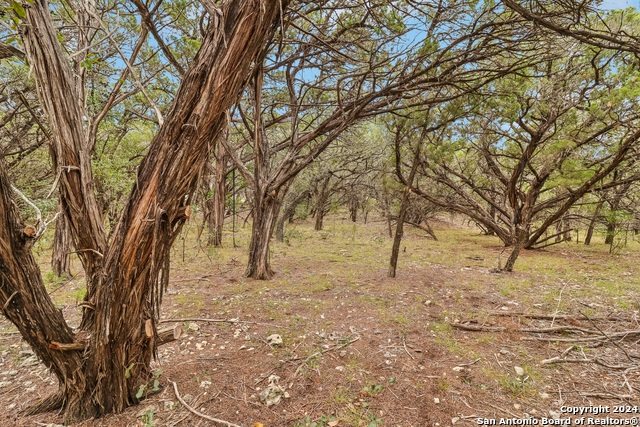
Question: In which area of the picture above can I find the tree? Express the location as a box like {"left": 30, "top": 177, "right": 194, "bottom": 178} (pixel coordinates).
{"left": 223, "top": 0, "right": 540, "bottom": 278}
{"left": 0, "top": 0, "right": 287, "bottom": 422}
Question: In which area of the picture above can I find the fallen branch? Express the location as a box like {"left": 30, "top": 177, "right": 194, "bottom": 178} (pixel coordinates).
{"left": 293, "top": 336, "right": 361, "bottom": 378}
{"left": 540, "top": 357, "right": 633, "bottom": 370}
{"left": 159, "top": 317, "right": 283, "bottom": 328}
{"left": 578, "top": 392, "right": 635, "bottom": 400}
{"left": 490, "top": 311, "right": 625, "bottom": 322}
{"left": 170, "top": 380, "right": 241, "bottom": 427}
{"left": 450, "top": 322, "right": 598, "bottom": 334}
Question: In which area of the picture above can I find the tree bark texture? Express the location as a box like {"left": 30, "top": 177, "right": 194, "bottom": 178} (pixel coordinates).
{"left": 9, "top": 0, "right": 287, "bottom": 421}
{"left": 245, "top": 192, "right": 283, "bottom": 279}
{"left": 51, "top": 203, "right": 71, "bottom": 278}
{"left": 208, "top": 138, "right": 229, "bottom": 247}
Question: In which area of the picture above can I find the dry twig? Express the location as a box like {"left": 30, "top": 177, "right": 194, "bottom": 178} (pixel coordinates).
{"left": 170, "top": 380, "right": 241, "bottom": 427}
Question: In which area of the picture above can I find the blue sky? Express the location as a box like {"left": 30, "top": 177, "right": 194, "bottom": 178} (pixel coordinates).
{"left": 600, "top": 0, "right": 639, "bottom": 9}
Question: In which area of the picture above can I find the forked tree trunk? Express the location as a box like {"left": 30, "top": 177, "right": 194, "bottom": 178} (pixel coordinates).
{"left": 4, "top": 0, "right": 287, "bottom": 422}
{"left": 389, "top": 154, "right": 419, "bottom": 278}
{"left": 51, "top": 204, "right": 71, "bottom": 277}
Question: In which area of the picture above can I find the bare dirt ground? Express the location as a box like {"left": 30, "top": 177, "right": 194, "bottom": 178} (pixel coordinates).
{"left": 1, "top": 213, "right": 639, "bottom": 427}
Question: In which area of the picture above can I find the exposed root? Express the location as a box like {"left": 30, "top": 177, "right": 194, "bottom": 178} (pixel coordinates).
{"left": 24, "top": 391, "right": 64, "bottom": 415}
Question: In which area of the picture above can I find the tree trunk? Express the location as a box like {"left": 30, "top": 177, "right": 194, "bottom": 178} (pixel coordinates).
{"left": 11, "top": 0, "right": 287, "bottom": 421}
{"left": 208, "top": 142, "right": 229, "bottom": 247}
{"left": 584, "top": 200, "right": 603, "bottom": 245}
{"left": 314, "top": 175, "right": 331, "bottom": 231}
{"left": 276, "top": 190, "right": 310, "bottom": 243}
{"left": 349, "top": 197, "right": 358, "bottom": 222}
{"left": 246, "top": 193, "right": 282, "bottom": 279}
{"left": 504, "top": 227, "right": 528, "bottom": 272}
{"left": 51, "top": 203, "right": 71, "bottom": 278}
{"left": 605, "top": 222, "right": 615, "bottom": 245}
{"left": 388, "top": 189, "right": 410, "bottom": 278}
{"left": 389, "top": 154, "right": 419, "bottom": 278}
{"left": 314, "top": 196, "right": 328, "bottom": 231}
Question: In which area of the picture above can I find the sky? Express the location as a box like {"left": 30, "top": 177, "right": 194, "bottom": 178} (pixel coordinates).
{"left": 600, "top": 0, "right": 639, "bottom": 9}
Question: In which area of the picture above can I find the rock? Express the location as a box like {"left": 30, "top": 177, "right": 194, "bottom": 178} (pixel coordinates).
{"left": 452, "top": 417, "right": 460, "bottom": 424}
{"left": 374, "top": 329, "right": 382, "bottom": 335}
{"left": 164, "top": 401, "right": 174, "bottom": 411}
{"left": 499, "top": 349, "right": 509, "bottom": 355}
{"left": 452, "top": 367, "right": 464, "bottom": 372}
{"left": 434, "top": 397, "right": 440, "bottom": 403}
{"left": 514, "top": 366, "right": 524, "bottom": 376}
{"left": 538, "top": 392, "right": 550, "bottom": 399}
{"left": 266, "top": 334, "right": 283, "bottom": 346}
{"left": 514, "top": 403, "right": 520, "bottom": 410}
{"left": 549, "top": 410, "right": 560, "bottom": 420}
{"left": 234, "top": 329, "right": 242, "bottom": 338}
{"left": 20, "top": 355, "right": 39, "bottom": 367}
{"left": 339, "top": 350, "right": 347, "bottom": 358}
{"left": 188, "top": 322, "right": 199, "bottom": 331}
{"left": 182, "top": 394, "right": 193, "bottom": 403}
{"left": 259, "top": 375, "right": 286, "bottom": 407}
{"left": 335, "top": 366, "right": 345, "bottom": 372}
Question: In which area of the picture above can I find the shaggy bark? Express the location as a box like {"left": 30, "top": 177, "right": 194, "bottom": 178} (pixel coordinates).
{"left": 7, "top": 0, "right": 287, "bottom": 422}
{"left": 51, "top": 203, "right": 71, "bottom": 278}
{"left": 208, "top": 137, "right": 230, "bottom": 247}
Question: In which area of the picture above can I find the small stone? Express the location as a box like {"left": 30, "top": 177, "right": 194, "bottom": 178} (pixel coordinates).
{"left": 434, "top": 397, "right": 440, "bottom": 403}
{"left": 514, "top": 403, "right": 521, "bottom": 410}
{"left": 452, "top": 367, "right": 464, "bottom": 372}
{"left": 266, "top": 334, "right": 283, "bottom": 346}
{"left": 182, "top": 394, "right": 193, "bottom": 403}
{"left": 538, "top": 392, "right": 549, "bottom": 399}
{"left": 19, "top": 355, "right": 39, "bottom": 367}
{"left": 499, "top": 349, "right": 509, "bottom": 355}
{"left": 188, "top": 322, "right": 199, "bottom": 331}
{"left": 424, "top": 300, "right": 432, "bottom": 305}
{"left": 549, "top": 410, "right": 560, "bottom": 420}
{"left": 219, "top": 346, "right": 226, "bottom": 350}
{"left": 514, "top": 366, "right": 524, "bottom": 376}
{"left": 452, "top": 417, "right": 460, "bottom": 424}
{"left": 374, "top": 330, "right": 382, "bottom": 335}
{"left": 339, "top": 350, "right": 347, "bottom": 358}
{"left": 284, "top": 392, "right": 290, "bottom": 398}
{"left": 335, "top": 366, "right": 344, "bottom": 372}
{"left": 164, "top": 401, "right": 174, "bottom": 411}
{"left": 239, "top": 345, "right": 247, "bottom": 350}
